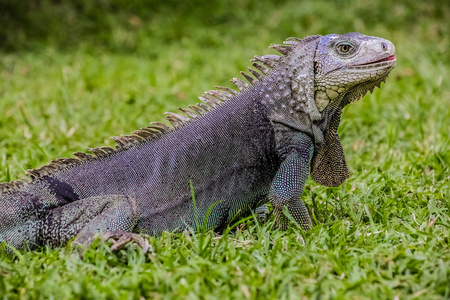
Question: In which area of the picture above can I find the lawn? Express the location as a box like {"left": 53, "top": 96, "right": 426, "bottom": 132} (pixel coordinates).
{"left": 0, "top": 0, "right": 449, "bottom": 299}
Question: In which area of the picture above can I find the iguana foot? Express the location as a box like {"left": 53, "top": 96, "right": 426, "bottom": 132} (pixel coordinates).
{"left": 103, "top": 230, "right": 150, "bottom": 253}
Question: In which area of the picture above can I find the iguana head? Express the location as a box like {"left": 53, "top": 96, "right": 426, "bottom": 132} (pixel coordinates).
{"left": 314, "top": 32, "right": 396, "bottom": 111}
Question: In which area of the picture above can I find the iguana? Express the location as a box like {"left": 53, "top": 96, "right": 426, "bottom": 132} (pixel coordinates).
{"left": 0, "top": 32, "right": 396, "bottom": 252}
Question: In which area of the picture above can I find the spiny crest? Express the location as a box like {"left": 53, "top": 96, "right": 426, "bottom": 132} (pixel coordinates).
{"left": 0, "top": 36, "right": 302, "bottom": 194}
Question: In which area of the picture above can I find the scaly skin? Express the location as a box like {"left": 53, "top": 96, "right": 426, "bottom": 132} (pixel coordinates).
{"left": 0, "top": 33, "right": 396, "bottom": 251}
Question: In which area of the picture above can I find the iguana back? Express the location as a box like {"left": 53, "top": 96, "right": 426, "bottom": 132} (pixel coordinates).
{"left": 53, "top": 88, "right": 279, "bottom": 233}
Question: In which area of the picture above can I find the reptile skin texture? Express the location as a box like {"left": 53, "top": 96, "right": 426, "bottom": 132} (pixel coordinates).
{"left": 0, "top": 33, "right": 396, "bottom": 250}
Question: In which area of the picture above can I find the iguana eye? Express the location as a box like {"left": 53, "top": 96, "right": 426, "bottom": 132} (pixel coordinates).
{"left": 336, "top": 42, "right": 353, "bottom": 54}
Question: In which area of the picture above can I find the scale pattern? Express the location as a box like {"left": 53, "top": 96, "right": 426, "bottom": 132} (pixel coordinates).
{"left": 0, "top": 32, "right": 396, "bottom": 250}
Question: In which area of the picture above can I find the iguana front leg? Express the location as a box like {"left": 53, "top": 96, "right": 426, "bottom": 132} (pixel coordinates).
{"left": 270, "top": 133, "right": 313, "bottom": 231}
{"left": 42, "top": 194, "right": 145, "bottom": 250}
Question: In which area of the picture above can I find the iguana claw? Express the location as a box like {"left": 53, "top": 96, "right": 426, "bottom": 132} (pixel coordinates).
{"left": 103, "top": 230, "right": 150, "bottom": 253}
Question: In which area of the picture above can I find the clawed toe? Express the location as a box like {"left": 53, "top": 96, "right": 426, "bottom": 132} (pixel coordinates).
{"left": 103, "top": 230, "right": 150, "bottom": 253}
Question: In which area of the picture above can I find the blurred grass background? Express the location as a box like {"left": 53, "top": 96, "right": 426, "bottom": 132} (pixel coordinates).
{"left": 0, "top": 0, "right": 449, "bottom": 299}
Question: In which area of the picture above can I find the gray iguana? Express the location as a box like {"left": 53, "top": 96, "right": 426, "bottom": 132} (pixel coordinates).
{"left": 0, "top": 33, "right": 396, "bottom": 251}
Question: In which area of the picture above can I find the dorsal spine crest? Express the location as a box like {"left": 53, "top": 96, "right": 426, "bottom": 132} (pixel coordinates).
{"left": 0, "top": 36, "right": 305, "bottom": 194}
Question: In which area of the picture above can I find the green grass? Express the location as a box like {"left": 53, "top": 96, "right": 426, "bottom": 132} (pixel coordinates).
{"left": 0, "top": 0, "right": 449, "bottom": 299}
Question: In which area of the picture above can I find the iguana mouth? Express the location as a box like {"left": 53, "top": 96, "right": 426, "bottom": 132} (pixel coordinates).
{"left": 354, "top": 55, "right": 396, "bottom": 68}
{"left": 364, "top": 55, "right": 396, "bottom": 65}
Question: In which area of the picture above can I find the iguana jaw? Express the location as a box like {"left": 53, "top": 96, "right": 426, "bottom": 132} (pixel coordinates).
{"left": 342, "top": 54, "right": 396, "bottom": 103}
{"left": 314, "top": 60, "right": 395, "bottom": 111}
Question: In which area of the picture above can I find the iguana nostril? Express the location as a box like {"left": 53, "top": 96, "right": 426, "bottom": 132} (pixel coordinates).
{"left": 381, "top": 42, "right": 388, "bottom": 51}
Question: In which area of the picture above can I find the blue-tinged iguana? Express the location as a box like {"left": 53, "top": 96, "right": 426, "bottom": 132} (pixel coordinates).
{"left": 0, "top": 33, "right": 396, "bottom": 252}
